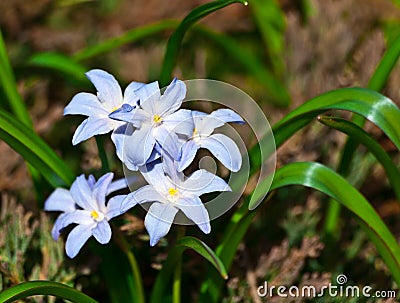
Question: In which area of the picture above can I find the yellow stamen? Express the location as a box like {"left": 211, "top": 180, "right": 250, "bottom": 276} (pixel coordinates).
{"left": 168, "top": 188, "right": 178, "bottom": 196}
{"left": 153, "top": 114, "right": 163, "bottom": 123}
{"left": 90, "top": 210, "right": 100, "bottom": 220}
{"left": 111, "top": 106, "right": 119, "bottom": 113}
{"left": 193, "top": 128, "right": 197, "bottom": 135}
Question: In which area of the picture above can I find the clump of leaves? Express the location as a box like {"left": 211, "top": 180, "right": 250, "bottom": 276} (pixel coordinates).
{"left": 0, "top": 194, "right": 75, "bottom": 302}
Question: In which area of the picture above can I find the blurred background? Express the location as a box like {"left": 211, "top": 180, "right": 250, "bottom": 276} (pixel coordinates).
{"left": 1, "top": 0, "right": 400, "bottom": 302}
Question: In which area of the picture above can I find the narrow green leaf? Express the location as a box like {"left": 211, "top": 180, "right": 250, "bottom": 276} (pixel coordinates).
{"left": 0, "top": 281, "right": 99, "bottom": 303}
{"left": 318, "top": 115, "right": 400, "bottom": 201}
{"left": 0, "top": 109, "right": 75, "bottom": 187}
{"left": 73, "top": 20, "right": 179, "bottom": 61}
{"left": 159, "top": 0, "right": 248, "bottom": 86}
{"left": 202, "top": 162, "right": 400, "bottom": 301}
{"left": 27, "top": 52, "right": 88, "bottom": 81}
{"left": 201, "top": 87, "right": 400, "bottom": 301}
{"left": 151, "top": 236, "right": 227, "bottom": 303}
{"left": 249, "top": 87, "right": 400, "bottom": 207}
{"left": 273, "top": 88, "right": 400, "bottom": 148}
{"left": 95, "top": 243, "right": 139, "bottom": 303}
{"left": 260, "top": 162, "right": 400, "bottom": 283}
{"left": 193, "top": 26, "right": 291, "bottom": 106}
{"left": 368, "top": 32, "right": 400, "bottom": 91}
{"left": 177, "top": 237, "right": 227, "bottom": 279}
{"left": 325, "top": 32, "right": 400, "bottom": 239}
{"left": 250, "top": 0, "right": 286, "bottom": 77}
{"left": 0, "top": 30, "right": 32, "bottom": 127}
{"left": 0, "top": 30, "right": 54, "bottom": 200}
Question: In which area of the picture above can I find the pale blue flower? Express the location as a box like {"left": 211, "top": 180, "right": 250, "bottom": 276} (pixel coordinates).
{"left": 109, "top": 78, "right": 193, "bottom": 168}
{"left": 45, "top": 173, "right": 129, "bottom": 258}
{"left": 120, "top": 158, "right": 231, "bottom": 246}
{"left": 64, "top": 69, "right": 146, "bottom": 145}
{"left": 179, "top": 109, "right": 244, "bottom": 172}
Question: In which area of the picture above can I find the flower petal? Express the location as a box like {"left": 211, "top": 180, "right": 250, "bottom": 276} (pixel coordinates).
{"left": 200, "top": 134, "right": 242, "bottom": 172}
{"left": 134, "top": 184, "right": 167, "bottom": 203}
{"left": 72, "top": 116, "right": 119, "bottom": 145}
{"left": 87, "top": 175, "right": 96, "bottom": 189}
{"left": 136, "top": 81, "right": 160, "bottom": 113}
{"left": 176, "top": 196, "right": 210, "bottom": 234}
{"left": 106, "top": 195, "right": 128, "bottom": 219}
{"left": 92, "top": 220, "right": 112, "bottom": 244}
{"left": 93, "top": 173, "right": 114, "bottom": 211}
{"left": 209, "top": 108, "right": 244, "bottom": 124}
{"left": 64, "top": 92, "right": 108, "bottom": 117}
{"left": 183, "top": 169, "right": 231, "bottom": 196}
{"left": 107, "top": 175, "right": 137, "bottom": 195}
{"left": 51, "top": 214, "right": 67, "bottom": 240}
{"left": 109, "top": 105, "right": 148, "bottom": 128}
{"left": 153, "top": 125, "right": 180, "bottom": 160}
{"left": 59, "top": 210, "right": 94, "bottom": 227}
{"left": 144, "top": 202, "right": 178, "bottom": 246}
{"left": 111, "top": 124, "right": 138, "bottom": 170}
{"left": 195, "top": 109, "right": 244, "bottom": 136}
{"left": 163, "top": 109, "right": 194, "bottom": 137}
{"left": 53, "top": 210, "right": 93, "bottom": 241}
{"left": 70, "top": 175, "right": 97, "bottom": 210}
{"left": 158, "top": 78, "right": 186, "bottom": 116}
{"left": 139, "top": 160, "right": 173, "bottom": 192}
{"left": 160, "top": 151, "right": 184, "bottom": 185}
{"left": 86, "top": 69, "right": 123, "bottom": 108}
{"left": 124, "top": 81, "right": 144, "bottom": 105}
{"left": 65, "top": 224, "right": 94, "bottom": 258}
{"left": 123, "top": 124, "right": 156, "bottom": 167}
{"left": 44, "top": 188, "right": 75, "bottom": 212}
{"left": 120, "top": 184, "right": 170, "bottom": 215}
{"left": 178, "top": 140, "right": 199, "bottom": 172}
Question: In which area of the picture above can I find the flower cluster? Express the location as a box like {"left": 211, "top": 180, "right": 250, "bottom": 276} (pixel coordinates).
{"left": 45, "top": 69, "right": 244, "bottom": 258}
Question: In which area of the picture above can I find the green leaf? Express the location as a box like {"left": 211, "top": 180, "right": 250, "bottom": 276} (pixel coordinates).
{"left": 273, "top": 87, "right": 400, "bottom": 148}
{"left": 73, "top": 20, "right": 179, "bottom": 61}
{"left": 0, "top": 109, "right": 75, "bottom": 187}
{"left": 325, "top": 32, "right": 400, "bottom": 238}
{"left": 250, "top": 0, "right": 286, "bottom": 77}
{"left": 27, "top": 52, "right": 88, "bottom": 81}
{"left": 151, "top": 236, "right": 227, "bottom": 303}
{"left": 0, "top": 281, "right": 99, "bottom": 303}
{"left": 95, "top": 243, "right": 140, "bottom": 303}
{"left": 317, "top": 115, "right": 400, "bottom": 201}
{"left": 193, "top": 26, "right": 291, "bottom": 106}
{"left": 249, "top": 87, "right": 400, "bottom": 208}
{"left": 201, "top": 87, "right": 400, "bottom": 301}
{"left": 256, "top": 162, "right": 400, "bottom": 283}
{"left": 159, "top": 0, "right": 248, "bottom": 86}
{"left": 368, "top": 32, "right": 400, "bottom": 91}
{"left": 203, "top": 162, "right": 400, "bottom": 301}
{"left": 0, "top": 30, "right": 32, "bottom": 127}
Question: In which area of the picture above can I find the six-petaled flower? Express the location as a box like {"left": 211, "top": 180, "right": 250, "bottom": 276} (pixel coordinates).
{"left": 120, "top": 158, "right": 231, "bottom": 246}
{"left": 45, "top": 173, "right": 129, "bottom": 258}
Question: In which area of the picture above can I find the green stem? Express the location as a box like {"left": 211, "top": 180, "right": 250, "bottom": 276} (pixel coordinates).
{"left": 172, "top": 226, "right": 186, "bottom": 303}
{"left": 95, "top": 135, "right": 110, "bottom": 174}
{"left": 114, "top": 227, "right": 145, "bottom": 303}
